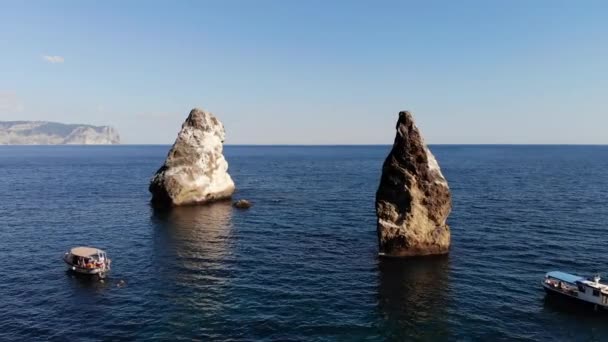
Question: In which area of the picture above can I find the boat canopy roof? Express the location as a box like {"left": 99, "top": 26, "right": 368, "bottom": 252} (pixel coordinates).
{"left": 70, "top": 247, "right": 105, "bottom": 258}
{"left": 546, "top": 271, "right": 583, "bottom": 284}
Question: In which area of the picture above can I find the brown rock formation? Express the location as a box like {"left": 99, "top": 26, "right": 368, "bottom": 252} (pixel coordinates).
{"left": 233, "top": 199, "right": 252, "bottom": 209}
{"left": 375, "top": 111, "right": 452, "bottom": 257}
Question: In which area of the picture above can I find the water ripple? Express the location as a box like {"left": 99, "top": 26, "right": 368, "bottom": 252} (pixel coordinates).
{"left": 1, "top": 145, "right": 608, "bottom": 340}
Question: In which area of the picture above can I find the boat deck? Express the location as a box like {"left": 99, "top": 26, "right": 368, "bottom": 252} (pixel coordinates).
{"left": 580, "top": 280, "right": 608, "bottom": 295}
{"left": 544, "top": 277, "right": 578, "bottom": 297}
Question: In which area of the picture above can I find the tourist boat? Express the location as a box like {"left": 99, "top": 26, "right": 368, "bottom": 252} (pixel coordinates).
{"left": 63, "top": 247, "right": 111, "bottom": 279}
{"left": 542, "top": 271, "right": 608, "bottom": 309}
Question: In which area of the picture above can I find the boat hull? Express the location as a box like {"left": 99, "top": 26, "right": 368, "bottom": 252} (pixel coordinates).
{"left": 63, "top": 254, "right": 110, "bottom": 277}
{"left": 65, "top": 264, "right": 104, "bottom": 275}
{"left": 543, "top": 282, "right": 608, "bottom": 310}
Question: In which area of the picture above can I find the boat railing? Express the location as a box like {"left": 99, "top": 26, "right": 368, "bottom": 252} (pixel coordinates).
{"left": 72, "top": 258, "right": 109, "bottom": 270}
{"left": 545, "top": 277, "right": 578, "bottom": 297}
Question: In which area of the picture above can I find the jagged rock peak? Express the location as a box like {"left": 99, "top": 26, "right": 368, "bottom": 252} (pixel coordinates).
{"left": 184, "top": 108, "right": 223, "bottom": 132}
{"left": 375, "top": 110, "right": 452, "bottom": 257}
{"left": 149, "top": 107, "right": 235, "bottom": 207}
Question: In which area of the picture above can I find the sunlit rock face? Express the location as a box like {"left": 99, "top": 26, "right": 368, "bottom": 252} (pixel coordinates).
{"left": 63, "top": 126, "right": 120, "bottom": 144}
{"left": 149, "top": 108, "right": 235, "bottom": 207}
{"left": 375, "top": 111, "right": 452, "bottom": 257}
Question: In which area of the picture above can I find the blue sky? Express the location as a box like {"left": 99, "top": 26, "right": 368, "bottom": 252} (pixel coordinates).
{"left": 1, "top": 1, "right": 606, "bottom": 144}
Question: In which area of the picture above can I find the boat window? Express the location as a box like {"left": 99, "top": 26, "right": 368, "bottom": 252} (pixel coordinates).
{"left": 577, "top": 284, "right": 586, "bottom": 293}
{"left": 593, "top": 289, "right": 600, "bottom": 297}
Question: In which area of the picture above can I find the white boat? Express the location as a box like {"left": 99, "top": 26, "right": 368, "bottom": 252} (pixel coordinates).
{"left": 542, "top": 271, "right": 608, "bottom": 309}
{"left": 63, "top": 247, "right": 111, "bottom": 279}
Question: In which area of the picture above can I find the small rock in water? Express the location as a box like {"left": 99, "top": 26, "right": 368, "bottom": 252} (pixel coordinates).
{"left": 233, "top": 199, "right": 252, "bottom": 209}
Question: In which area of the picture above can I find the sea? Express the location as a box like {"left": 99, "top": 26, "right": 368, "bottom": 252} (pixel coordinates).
{"left": 1, "top": 145, "right": 608, "bottom": 341}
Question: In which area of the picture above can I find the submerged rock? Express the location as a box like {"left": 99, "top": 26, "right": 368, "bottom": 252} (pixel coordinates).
{"left": 233, "top": 199, "right": 252, "bottom": 209}
{"left": 149, "top": 108, "right": 235, "bottom": 207}
{"left": 375, "top": 111, "right": 452, "bottom": 257}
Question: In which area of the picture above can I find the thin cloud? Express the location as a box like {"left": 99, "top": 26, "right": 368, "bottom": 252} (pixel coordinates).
{"left": 42, "top": 55, "right": 65, "bottom": 64}
{"left": 0, "top": 92, "right": 24, "bottom": 113}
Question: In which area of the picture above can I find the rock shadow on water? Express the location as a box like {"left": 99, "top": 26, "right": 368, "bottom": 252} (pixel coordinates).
{"left": 377, "top": 255, "right": 451, "bottom": 340}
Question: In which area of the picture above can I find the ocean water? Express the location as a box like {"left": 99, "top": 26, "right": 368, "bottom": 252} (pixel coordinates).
{"left": 1, "top": 145, "right": 608, "bottom": 341}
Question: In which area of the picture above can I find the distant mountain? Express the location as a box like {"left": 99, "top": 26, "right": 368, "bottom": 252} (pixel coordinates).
{"left": 0, "top": 121, "right": 120, "bottom": 145}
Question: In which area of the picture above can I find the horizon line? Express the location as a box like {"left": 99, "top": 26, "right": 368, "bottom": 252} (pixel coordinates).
{"left": 3, "top": 143, "right": 608, "bottom": 147}
{"left": 149, "top": 143, "right": 608, "bottom": 146}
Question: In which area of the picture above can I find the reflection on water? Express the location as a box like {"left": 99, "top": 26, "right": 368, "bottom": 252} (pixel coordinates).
{"left": 378, "top": 256, "right": 451, "bottom": 340}
{"left": 65, "top": 270, "right": 111, "bottom": 293}
{"left": 151, "top": 201, "right": 235, "bottom": 280}
{"left": 150, "top": 202, "right": 235, "bottom": 331}
{"left": 542, "top": 293, "right": 608, "bottom": 317}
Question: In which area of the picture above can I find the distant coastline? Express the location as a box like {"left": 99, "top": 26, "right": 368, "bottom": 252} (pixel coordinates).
{"left": 1, "top": 143, "right": 607, "bottom": 147}
{"left": 0, "top": 121, "right": 120, "bottom": 145}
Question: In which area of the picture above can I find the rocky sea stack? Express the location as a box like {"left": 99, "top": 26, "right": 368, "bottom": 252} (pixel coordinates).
{"left": 376, "top": 111, "right": 452, "bottom": 257}
{"left": 149, "top": 108, "right": 235, "bottom": 207}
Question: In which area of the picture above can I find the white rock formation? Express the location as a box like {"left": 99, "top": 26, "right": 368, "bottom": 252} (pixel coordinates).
{"left": 149, "top": 108, "right": 235, "bottom": 207}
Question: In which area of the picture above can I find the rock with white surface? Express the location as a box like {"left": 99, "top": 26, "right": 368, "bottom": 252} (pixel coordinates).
{"left": 149, "top": 108, "right": 235, "bottom": 207}
{"left": 375, "top": 111, "right": 452, "bottom": 257}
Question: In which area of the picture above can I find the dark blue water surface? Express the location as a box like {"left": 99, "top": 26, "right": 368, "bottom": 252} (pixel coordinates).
{"left": 1, "top": 145, "right": 608, "bottom": 341}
